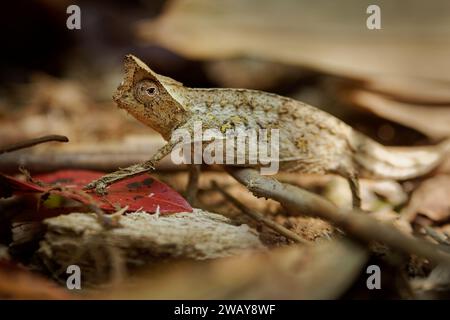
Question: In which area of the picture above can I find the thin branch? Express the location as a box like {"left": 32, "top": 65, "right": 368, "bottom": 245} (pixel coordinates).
{"left": 0, "top": 151, "right": 182, "bottom": 173}
{"left": 423, "top": 226, "right": 450, "bottom": 245}
{"left": 211, "top": 180, "right": 309, "bottom": 244}
{"left": 226, "top": 167, "right": 450, "bottom": 266}
{"left": 0, "top": 135, "right": 69, "bottom": 155}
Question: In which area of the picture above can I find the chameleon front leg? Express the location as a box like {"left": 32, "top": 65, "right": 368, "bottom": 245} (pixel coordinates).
{"left": 84, "top": 140, "right": 177, "bottom": 195}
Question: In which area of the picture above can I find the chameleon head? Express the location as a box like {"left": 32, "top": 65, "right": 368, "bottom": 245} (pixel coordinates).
{"left": 113, "top": 54, "right": 189, "bottom": 140}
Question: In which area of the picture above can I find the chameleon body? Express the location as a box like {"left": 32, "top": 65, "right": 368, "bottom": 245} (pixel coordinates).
{"left": 86, "top": 55, "right": 450, "bottom": 207}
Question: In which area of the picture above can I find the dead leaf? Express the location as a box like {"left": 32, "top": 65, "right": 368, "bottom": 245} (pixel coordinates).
{"left": 140, "top": 0, "right": 450, "bottom": 82}
{"left": 324, "top": 177, "right": 407, "bottom": 212}
{"left": 99, "top": 239, "right": 368, "bottom": 299}
{"left": 205, "top": 58, "right": 302, "bottom": 90}
{"left": 0, "top": 170, "right": 193, "bottom": 214}
{"left": 370, "top": 210, "right": 412, "bottom": 235}
{"left": 0, "top": 261, "right": 70, "bottom": 299}
{"left": 411, "top": 263, "right": 450, "bottom": 292}
{"left": 437, "top": 155, "right": 450, "bottom": 175}
{"left": 402, "top": 175, "right": 450, "bottom": 222}
{"left": 362, "top": 76, "right": 450, "bottom": 105}
{"left": 347, "top": 89, "right": 450, "bottom": 139}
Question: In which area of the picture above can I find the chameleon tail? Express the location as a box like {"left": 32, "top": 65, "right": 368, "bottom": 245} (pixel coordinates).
{"left": 351, "top": 133, "right": 450, "bottom": 180}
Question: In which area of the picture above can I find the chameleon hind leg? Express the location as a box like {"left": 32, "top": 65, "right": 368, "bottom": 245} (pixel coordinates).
{"left": 336, "top": 161, "right": 361, "bottom": 209}
{"left": 346, "top": 174, "right": 361, "bottom": 209}
{"left": 185, "top": 164, "right": 201, "bottom": 205}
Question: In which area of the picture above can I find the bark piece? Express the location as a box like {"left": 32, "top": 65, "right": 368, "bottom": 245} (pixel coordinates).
{"left": 37, "top": 209, "right": 264, "bottom": 284}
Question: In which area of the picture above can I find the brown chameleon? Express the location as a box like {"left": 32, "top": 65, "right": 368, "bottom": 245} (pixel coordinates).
{"left": 85, "top": 55, "right": 450, "bottom": 208}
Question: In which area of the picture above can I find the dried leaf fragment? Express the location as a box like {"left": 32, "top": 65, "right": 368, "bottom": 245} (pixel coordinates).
{"left": 100, "top": 239, "right": 367, "bottom": 299}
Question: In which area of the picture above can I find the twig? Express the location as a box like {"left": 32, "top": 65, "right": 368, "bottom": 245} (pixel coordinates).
{"left": 226, "top": 167, "right": 450, "bottom": 266}
{"left": 40, "top": 185, "right": 121, "bottom": 229}
{"left": 0, "top": 151, "right": 182, "bottom": 173}
{"left": 211, "top": 180, "right": 309, "bottom": 244}
{"left": 423, "top": 226, "right": 450, "bottom": 246}
{"left": 0, "top": 135, "right": 68, "bottom": 155}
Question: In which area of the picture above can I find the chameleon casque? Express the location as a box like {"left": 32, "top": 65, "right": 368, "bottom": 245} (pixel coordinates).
{"left": 86, "top": 55, "right": 450, "bottom": 208}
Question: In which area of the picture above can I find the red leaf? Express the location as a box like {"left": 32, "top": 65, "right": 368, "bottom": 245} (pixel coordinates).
{"left": 0, "top": 174, "right": 45, "bottom": 193}
{"left": 0, "top": 170, "right": 192, "bottom": 214}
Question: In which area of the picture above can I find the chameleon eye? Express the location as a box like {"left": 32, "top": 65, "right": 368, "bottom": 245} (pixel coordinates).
{"left": 133, "top": 80, "right": 159, "bottom": 104}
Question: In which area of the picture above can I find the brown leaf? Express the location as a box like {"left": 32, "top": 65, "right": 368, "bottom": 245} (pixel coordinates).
{"left": 98, "top": 239, "right": 368, "bottom": 299}
{"left": 411, "top": 263, "right": 450, "bottom": 292}
{"left": 204, "top": 58, "right": 302, "bottom": 90}
{"left": 0, "top": 261, "right": 71, "bottom": 299}
{"left": 139, "top": 0, "right": 450, "bottom": 82}
{"left": 403, "top": 175, "right": 450, "bottom": 222}
{"left": 346, "top": 89, "right": 450, "bottom": 139}
{"left": 362, "top": 76, "right": 450, "bottom": 105}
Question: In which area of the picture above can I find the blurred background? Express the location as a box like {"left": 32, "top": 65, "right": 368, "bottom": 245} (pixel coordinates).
{"left": 1, "top": 0, "right": 449, "bottom": 150}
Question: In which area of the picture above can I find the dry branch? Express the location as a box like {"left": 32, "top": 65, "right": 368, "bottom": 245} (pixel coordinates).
{"left": 226, "top": 167, "right": 450, "bottom": 266}
{"left": 0, "top": 151, "right": 181, "bottom": 173}
{"left": 0, "top": 135, "right": 68, "bottom": 155}
{"left": 212, "top": 180, "right": 310, "bottom": 244}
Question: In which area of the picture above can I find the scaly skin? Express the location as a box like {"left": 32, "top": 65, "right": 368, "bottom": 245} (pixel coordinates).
{"left": 85, "top": 55, "right": 450, "bottom": 208}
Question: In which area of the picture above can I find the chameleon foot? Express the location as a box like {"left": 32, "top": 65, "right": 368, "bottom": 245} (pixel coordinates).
{"left": 85, "top": 180, "right": 109, "bottom": 195}
{"left": 84, "top": 162, "right": 156, "bottom": 195}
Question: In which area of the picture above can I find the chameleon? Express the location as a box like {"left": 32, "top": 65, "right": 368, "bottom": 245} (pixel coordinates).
{"left": 85, "top": 55, "right": 450, "bottom": 208}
